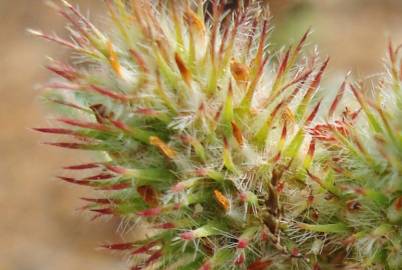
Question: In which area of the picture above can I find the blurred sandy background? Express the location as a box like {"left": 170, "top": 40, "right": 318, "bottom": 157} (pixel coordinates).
{"left": 1, "top": 1, "right": 401, "bottom": 269}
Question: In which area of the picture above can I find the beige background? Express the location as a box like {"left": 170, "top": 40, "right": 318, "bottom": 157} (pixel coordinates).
{"left": 1, "top": 0, "right": 401, "bottom": 269}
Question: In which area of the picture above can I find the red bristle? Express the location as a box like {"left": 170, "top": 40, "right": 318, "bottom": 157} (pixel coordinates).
{"left": 33, "top": 128, "right": 78, "bottom": 135}
{"left": 305, "top": 99, "right": 322, "bottom": 126}
{"left": 84, "top": 173, "right": 115, "bottom": 181}
{"left": 328, "top": 77, "right": 347, "bottom": 119}
{"left": 97, "top": 182, "right": 131, "bottom": 191}
{"left": 129, "top": 48, "right": 149, "bottom": 73}
{"left": 79, "top": 204, "right": 94, "bottom": 211}
{"left": 30, "top": 30, "right": 81, "bottom": 50}
{"left": 282, "top": 72, "right": 310, "bottom": 106}
{"left": 254, "top": 20, "right": 269, "bottom": 69}
{"left": 99, "top": 164, "right": 124, "bottom": 174}
{"left": 90, "top": 208, "right": 114, "bottom": 215}
{"left": 44, "top": 82, "right": 81, "bottom": 90}
{"left": 61, "top": 0, "right": 99, "bottom": 34}
{"left": 134, "top": 108, "right": 159, "bottom": 116}
{"left": 247, "top": 259, "right": 273, "bottom": 270}
{"left": 309, "top": 121, "right": 349, "bottom": 143}
{"left": 46, "top": 62, "right": 79, "bottom": 81}
{"left": 153, "top": 222, "right": 175, "bottom": 229}
{"left": 302, "top": 58, "right": 329, "bottom": 103}
{"left": 101, "top": 242, "right": 134, "bottom": 250}
{"left": 253, "top": 53, "right": 270, "bottom": 86}
{"left": 64, "top": 163, "right": 100, "bottom": 170}
{"left": 58, "top": 118, "right": 110, "bottom": 131}
{"left": 91, "top": 85, "right": 130, "bottom": 102}
{"left": 294, "top": 27, "right": 311, "bottom": 55}
{"left": 279, "top": 68, "right": 313, "bottom": 94}
{"left": 315, "top": 57, "right": 330, "bottom": 83}
{"left": 132, "top": 241, "right": 157, "bottom": 255}
{"left": 57, "top": 176, "right": 92, "bottom": 186}
{"left": 104, "top": 164, "right": 127, "bottom": 174}
{"left": 136, "top": 207, "right": 162, "bottom": 217}
{"left": 306, "top": 170, "right": 323, "bottom": 186}
{"left": 44, "top": 142, "right": 96, "bottom": 150}
{"left": 307, "top": 139, "right": 316, "bottom": 159}
{"left": 277, "top": 48, "right": 291, "bottom": 78}
{"left": 145, "top": 250, "right": 162, "bottom": 265}
{"left": 81, "top": 198, "right": 115, "bottom": 204}
{"left": 58, "top": 7, "right": 92, "bottom": 40}
{"left": 48, "top": 98, "right": 88, "bottom": 112}
{"left": 110, "top": 119, "right": 131, "bottom": 132}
